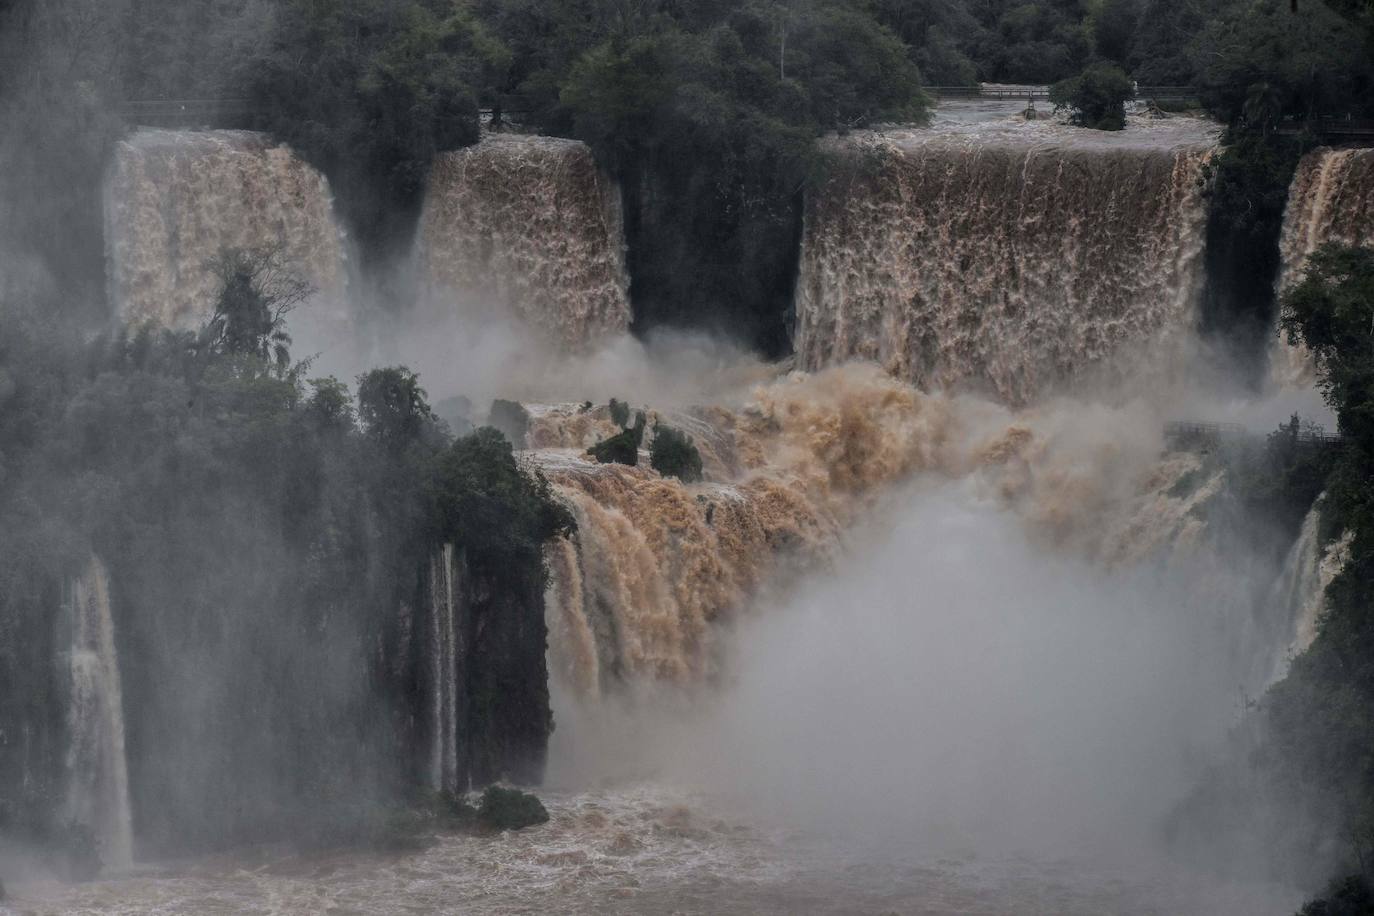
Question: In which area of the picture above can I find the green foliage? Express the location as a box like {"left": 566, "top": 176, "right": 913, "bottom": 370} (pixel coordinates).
{"left": 1092, "top": 0, "right": 1139, "bottom": 64}
{"left": 1283, "top": 247, "right": 1374, "bottom": 445}
{"left": 508, "top": 0, "right": 931, "bottom": 352}
{"left": 304, "top": 377, "right": 356, "bottom": 435}
{"left": 1298, "top": 875, "right": 1374, "bottom": 916}
{"left": 1192, "top": 0, "right": 1373, "bottom": 124}
{"left": 1050, "top": 61, "right": 1133, "bottom": 129}
{"left": 357, "top": 367, "right": 435, "bottom": 448}
{"left": 1254, "top": 246, "right": 1374, "bottom": 888}
{"left": 588, "top": 411, "right": 646, "bottom": 466}
{"left": 0, "top": 287, "right": 575, "bottom": 851}
{"left": 248, "top": 0, "right": 510, "bottom": 263}
{"left": 974, "top": 0, "right": 1093, "bottom": 83}
{"left": 203, "top": 247, "right": 313, "bottom": 374}
{"left": 428, "top": 427, "right": 575, "bottom": 571}
{"left": 649, "top": 423, "right": 704, "bottom": 483}
{"left": 475, "top": 786, "right": 549, "bottom": 831}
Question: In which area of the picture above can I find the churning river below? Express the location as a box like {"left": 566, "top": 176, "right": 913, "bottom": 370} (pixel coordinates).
{"left": 9, "top": 783, "right": 1298, "bottom": 915}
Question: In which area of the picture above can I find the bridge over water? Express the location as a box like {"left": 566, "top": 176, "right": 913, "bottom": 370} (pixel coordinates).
{"left": 117, "top": 92, "right": 1374, "bottom": 144}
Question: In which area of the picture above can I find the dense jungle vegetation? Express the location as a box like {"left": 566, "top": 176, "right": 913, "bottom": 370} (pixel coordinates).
{"left": 5, "top": 0, "right": 1371, "bottom": 351}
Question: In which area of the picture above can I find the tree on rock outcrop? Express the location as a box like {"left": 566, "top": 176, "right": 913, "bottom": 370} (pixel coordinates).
{"left": 588, "top": 411, "right": 645, "bottom": 466}
{"left": 1050, "top": 62, "right": 1134, "bottom": 130}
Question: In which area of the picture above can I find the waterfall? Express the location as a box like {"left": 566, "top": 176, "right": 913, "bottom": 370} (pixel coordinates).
{"left": 794, "top": 124, "right": 1216, "bottom": 405}
{"left": 1271, "top": 148, "right": 1374, "bottom": 389}
{"left": 532, "top": 366, "right": 1214, "bottom": 698}
{"left": 1263, "top": 500, "right": 1352, "bottom": 682}
{"left": 65, "top": 556, "right": 133, "bottom": 870}
{"left": 416, "top": 134, "right": 631, "bottom": 349}
{"left": 105, "top": 129, "right": 351, "bottom": 330}
{"left": 429, "top": 544, "right": 462, "bottom": 794}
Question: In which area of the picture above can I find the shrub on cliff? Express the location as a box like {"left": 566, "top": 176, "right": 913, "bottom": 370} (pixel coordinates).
{"left": 588, "top": 412, "right": 645, "bottom": 467}
{"left": 476, "top": 786, "right": 548, "bottom": 832}
{"left": 1050, "top": 62, "right": 1133, "bottom": 130}
{"left": 649, "top": 423, "right": 704, "bottom": 483}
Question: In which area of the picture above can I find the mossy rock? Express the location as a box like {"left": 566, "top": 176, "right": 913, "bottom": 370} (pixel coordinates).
{"left": 476, "top": 786, "right": 549, "bottom": 832}
{"left": 488, "top": 399, "right": 530, "bottom": 449}
{"left": 436, "top": 790, "right": 478, "bottom": 830}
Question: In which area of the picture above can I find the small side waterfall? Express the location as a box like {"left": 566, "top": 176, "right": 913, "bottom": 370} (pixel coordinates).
{"left": 429, "top": 544, "right": 463, "bottom": 794}
{"left": 794, "top": 122, "right": 1217, "bottom": 405}
{"left": 1264, "top": 501, "right": 1352, "bottom": 682}
{"left": 65, "top": 556, "right": 133, "bottom": 869}
{"left": 416, "top": 134, "right": 631, "bottom": 349}
{"left": 1271, "top": 148, "right": 1374, "bottom": 389}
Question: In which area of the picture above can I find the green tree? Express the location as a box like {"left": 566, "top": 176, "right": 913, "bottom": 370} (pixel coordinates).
{"left": 202, "top": 247, "right": 313, "bottom": 374}
{"left": 649, "top": 422, "right": 704, "bottom": 482}
{"left": 1050, "top": 61, "right": 1134, "bottom": 129}
{"left": 357, "top": 366, "right": 435, "bottom": 448}
{"left": 250, "top": 0, "right": 511, "bottom": 264}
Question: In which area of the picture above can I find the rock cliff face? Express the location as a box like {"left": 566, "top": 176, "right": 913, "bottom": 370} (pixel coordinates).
{"left": 424, "top": 545, "right": 550, "bottom": 793}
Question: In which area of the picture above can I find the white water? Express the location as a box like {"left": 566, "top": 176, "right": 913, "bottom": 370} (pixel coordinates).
{"left": 64, "top": 556, "right": 133, "bottom": 870}
{"left": 429, "top": 544, "right": 461, "bottom": 794}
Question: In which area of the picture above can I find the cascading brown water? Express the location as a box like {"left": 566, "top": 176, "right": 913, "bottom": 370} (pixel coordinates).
{"left": 531, "top": 366, "right": 1219, "bottom": 699}
{"left": 105, "top": 129, "right": 350, "bottom": 329}
{"left": 794, "top": 122, "right": 1217, "bottom": 405}
{"left": 417, "top": 134, "right": 630, "bottom": 349}
{"left": 1272, "top": 148, "right": 1374, "bottom": 388}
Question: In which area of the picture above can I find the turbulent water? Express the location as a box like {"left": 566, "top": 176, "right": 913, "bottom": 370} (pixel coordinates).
{"left": 11, "top": 784, "right": 1299, "bottom": 915}
{"left": 530, "top": 364, "right": 1246, "bottom": 702}
{"left": 794, "top": 116, "right": 1218, "bottom": 405}
{"left": 105, "top": 129, "right": 350, "bottom": 330}
{"left": 64, "top": 556, "right": 133, "bottom": 871}
{"left": 18, "top": 108, "right": 1329, "bottom": 915}
{"left": 417, "top": 133, "right": 631, "bottom": 349}
{"left": 1272, "top": 147, "right": 1374, "bottom": 388}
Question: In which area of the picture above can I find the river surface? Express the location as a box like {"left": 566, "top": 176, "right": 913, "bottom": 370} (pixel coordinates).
{"left": 5, "top": 783, "right": 1299, "bottom": 915}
